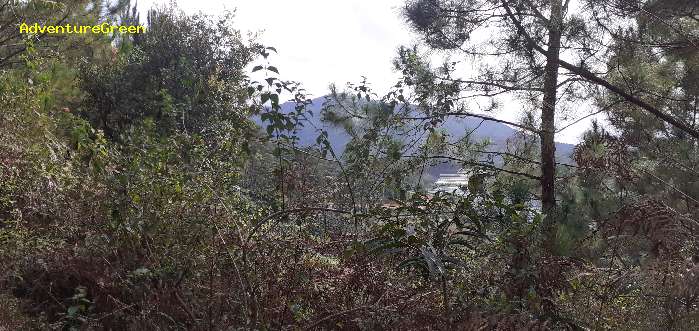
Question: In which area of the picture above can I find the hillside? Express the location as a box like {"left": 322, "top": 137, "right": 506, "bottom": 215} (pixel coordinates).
{"left": 255, "top": 97, "right": 576, "bottom": 179}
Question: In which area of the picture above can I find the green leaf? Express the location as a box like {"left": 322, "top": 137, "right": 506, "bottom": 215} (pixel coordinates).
{"left": 252, "top": 65, "right": 264, "bottom": 72}
{"left": 267, "top": 66, "right": 279, "bottom": 74}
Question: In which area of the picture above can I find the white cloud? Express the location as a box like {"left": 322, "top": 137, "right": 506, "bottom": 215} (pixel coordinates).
{"left": 138, "top": 0, "right": 412, "bottom": 95}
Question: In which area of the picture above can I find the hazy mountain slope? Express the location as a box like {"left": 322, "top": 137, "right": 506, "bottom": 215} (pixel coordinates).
{"left": 254, "top": 97, "right": 575, "bottom": 177}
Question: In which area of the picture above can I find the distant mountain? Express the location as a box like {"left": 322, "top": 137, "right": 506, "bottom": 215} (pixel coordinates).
{"left": 254, "top": 97, "right": 575, "bottom": 179}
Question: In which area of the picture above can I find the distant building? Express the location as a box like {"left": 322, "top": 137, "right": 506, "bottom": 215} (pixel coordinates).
{"left": 429, "top": 170, "right": 470, "bottom": 195}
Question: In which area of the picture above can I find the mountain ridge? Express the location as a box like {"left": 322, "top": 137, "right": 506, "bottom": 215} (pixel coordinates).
{"left": 254, "top": 97, "right": 575, "bottom": 179}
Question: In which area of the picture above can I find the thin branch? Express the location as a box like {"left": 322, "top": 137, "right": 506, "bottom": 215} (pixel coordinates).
{"left": 500, "top": 0, "right": 699, "bottom": 139}
{"left": 246, "top": 207, "right": 353, "bottom": 242}
{"left": 447, "top": 77, "right": 544, "bottom": 92}
{"left": 556, "top": 100, "right": 623, "bottom": 133}
{"left": 403, "top": 111, "right": 539, "bottom": 133}
{"left": 557, "top": 58, "right": 699, "bottom": 139}
{"left": 521, "top": 0, "right": 551, "bottom": 25}
{"left": 412, "top": 155, "right": 542, "bottom": 180}
{"left": 467, "top": 149, "right": 577, "bottom": 168}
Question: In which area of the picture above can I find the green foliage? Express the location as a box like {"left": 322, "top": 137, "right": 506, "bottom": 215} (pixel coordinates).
{"left": 248, "top": 45, "right": 316, "bottom": 147}
{"left": 366, "top": 188, "right": 541, "bottom": 280}
{"left": 80, "top": 7, "right": 255, "bottom": 139}
{"left": 1, "top": 0, "right": 698, "bottom": 329}
{"left": 63, "top": 286, "right": 93, "bottom": 330}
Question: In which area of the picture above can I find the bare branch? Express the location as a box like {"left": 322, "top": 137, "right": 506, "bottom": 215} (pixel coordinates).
{"left": 414, "top": 155, "right": 542, "bottom": 180}
{"left": 247, "top": 207, "right": 354, "bottom": 242}
{"left": 403, "top": 110, "right": 540, "bottom": 133}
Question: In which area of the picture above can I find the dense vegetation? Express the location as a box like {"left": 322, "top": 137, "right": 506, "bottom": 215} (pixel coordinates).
{"left": 1, "top": 0, "right": 697, "bottom": 329}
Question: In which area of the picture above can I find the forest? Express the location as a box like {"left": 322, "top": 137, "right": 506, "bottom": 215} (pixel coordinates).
{"left": 0, "top": 0, "right": 698, "bottom": 329}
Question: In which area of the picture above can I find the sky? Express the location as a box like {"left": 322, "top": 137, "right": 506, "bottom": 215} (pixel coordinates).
{"left": 135, "top": 0, "right": 595, "bottom": 144}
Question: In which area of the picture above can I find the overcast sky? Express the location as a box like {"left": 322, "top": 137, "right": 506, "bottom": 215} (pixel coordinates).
{"left": 136, "top": 0, "right": 594, "bottom": 144}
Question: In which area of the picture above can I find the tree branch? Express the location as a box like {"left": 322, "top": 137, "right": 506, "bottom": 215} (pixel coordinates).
{"left": 500, "top": 0, "right": 699, "bottom": 139}
{"left": 246, "top": 207, "right": 353, "bottom": 242}
{"left": 416, "top": 155, "right": 542, "bottom": 180}
{"left": 557, "top": 58, "right": 699, "bottom": 139}
{"left": 403, "top": 111, "right": 540, "bottom": 133}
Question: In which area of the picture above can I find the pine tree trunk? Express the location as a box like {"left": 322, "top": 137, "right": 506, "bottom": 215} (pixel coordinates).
{"left": 540, "top": 0, "right": 563, "bottom": 253}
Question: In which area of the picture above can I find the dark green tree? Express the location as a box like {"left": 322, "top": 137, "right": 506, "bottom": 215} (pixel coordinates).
{"left": 397, "top": 0, "right": 699, "bottom": 251}
{"left": 79, "top": 6, "right": 255, "bottom": 140}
